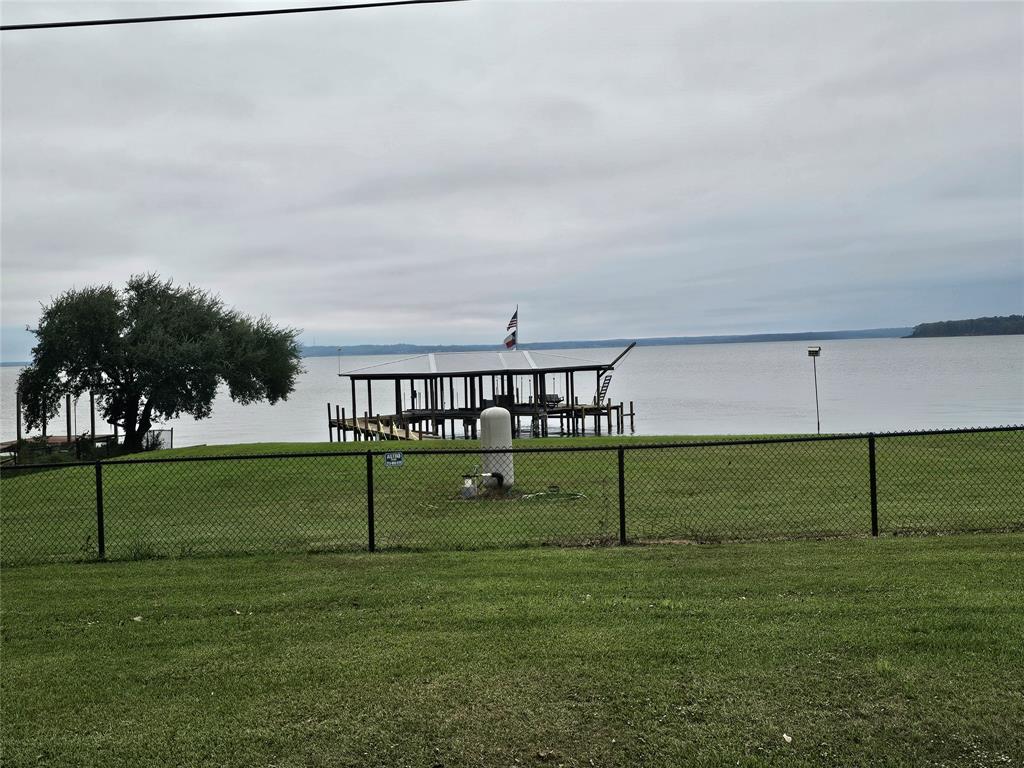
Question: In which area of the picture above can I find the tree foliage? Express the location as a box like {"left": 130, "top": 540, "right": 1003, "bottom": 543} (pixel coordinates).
{"left": 18, "top": 275, "right": 303, "bottom": 452}
{"left": 908, "top": 315, "right": 1024, "bottom": 338}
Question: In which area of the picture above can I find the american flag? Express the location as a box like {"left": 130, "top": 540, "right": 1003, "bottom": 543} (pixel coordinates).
{"left": 504, "top": 330, "right": 517, "bottom": 349}
{"left": 506, "top": 308, "right": 518, "bottom": 331}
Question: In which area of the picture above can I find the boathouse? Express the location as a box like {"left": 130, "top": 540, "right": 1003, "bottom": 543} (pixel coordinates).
{"left": 327, "top": 343, "right": 636, "bottom": 441}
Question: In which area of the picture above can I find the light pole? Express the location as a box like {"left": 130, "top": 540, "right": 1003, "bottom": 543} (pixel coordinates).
{"left": 807, "top": 346, "right": 821, "bottom": 434}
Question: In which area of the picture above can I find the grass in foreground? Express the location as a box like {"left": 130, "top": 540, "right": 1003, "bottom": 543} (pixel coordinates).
{"left": 2, "top": 535, "right": 1023, "bottom": 767}
{"left": 2, "top": 431, "right": 1021, "bottom": 564}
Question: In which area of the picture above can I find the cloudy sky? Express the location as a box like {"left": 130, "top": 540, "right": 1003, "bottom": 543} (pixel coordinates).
{"left": 2, "top": 0, "right": 1021, "bottom": 359}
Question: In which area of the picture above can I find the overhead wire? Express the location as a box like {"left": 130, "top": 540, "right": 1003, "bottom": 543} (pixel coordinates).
{"left": 1, "top": 0, "right": 468, "bottom": 32}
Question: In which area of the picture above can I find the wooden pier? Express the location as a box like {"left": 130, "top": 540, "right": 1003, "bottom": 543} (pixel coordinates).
{"left": 327, "top": 410, "right": 437, "bottom": 441}
{"left": 326, "top": 401, "right": 636, "bottom": 442}
{"left": 327, "top": 344, "right": 638, "bottom": 442}
{"left": 5, "top": 391, "right": 123, "bottom": 462}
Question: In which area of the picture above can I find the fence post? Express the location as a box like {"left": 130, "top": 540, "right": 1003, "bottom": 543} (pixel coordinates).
{"left": 94, "top": 461, "right": 106, "bottom": 560}
{"left": 868, "top": 434, "right": 878, "bottom": 537}
{"left": 617, "top": 447, "right": 627, "bottom": 545}
{"left": 366, "top": 451, "right": 375, "bottom": 552}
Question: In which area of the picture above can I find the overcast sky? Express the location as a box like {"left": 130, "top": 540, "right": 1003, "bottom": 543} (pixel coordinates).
{"left": 1, "top": 0, "right": 1022, "bottom": 359}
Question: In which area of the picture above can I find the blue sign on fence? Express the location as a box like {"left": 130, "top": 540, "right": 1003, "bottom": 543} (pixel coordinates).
{"left": 384, "top": 452, "right": 404, "bottom": 468}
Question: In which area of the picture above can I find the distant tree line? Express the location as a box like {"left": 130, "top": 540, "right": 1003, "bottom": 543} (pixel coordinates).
{"left": 908, "top": 315, "right": 1024, "bottom": 338}
{"left": 303, "top": 327, "right": 912, "bottom": 357}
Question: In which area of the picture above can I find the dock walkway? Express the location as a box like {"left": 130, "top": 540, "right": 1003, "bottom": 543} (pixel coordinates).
{"left": 326, "top": 400, "right": 635, "bottom": 442}
{"left": 327, "top": 416, "right": 436, "bottom": 441}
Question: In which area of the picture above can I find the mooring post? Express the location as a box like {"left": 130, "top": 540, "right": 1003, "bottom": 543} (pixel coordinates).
{"left": 95, "top": 461, "right": 106, "bottom": 560}
{"left": 341, "top": 407, "right": 347, "bottom": 442}
{"left": 327, "top": 402, "right": 334, "bottom": 442}
{"left": 350, "top": 378, "right": 359, "bottom": 442}
{"left": 335, "top": 404, "right": 342, "bottom": 442}
{"left": 868, "top": 434, "right": 879, "bottom": 537}
{"left": 629, "top": 401, "right": 635, "bottom": 432}
{"left": 618, "top": 447, "right": 627, "bottom": 545}
{"left": 366, "top": 451, "right": 375, "bottom": 552}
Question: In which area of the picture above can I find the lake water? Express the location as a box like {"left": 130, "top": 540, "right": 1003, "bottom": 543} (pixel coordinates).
{"left": 1, "top": 336, "right": 1021, "bottom": 446}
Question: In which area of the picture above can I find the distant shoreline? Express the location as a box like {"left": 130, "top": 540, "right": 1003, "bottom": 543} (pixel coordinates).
{"left": 297, "top": 327, "right": 914, "bottom": 358}
{"left": 0, "top": 327, "right": 920, "bottom": 365}
{"left": 10, "top": 323, "right": 1024, "bottom": 365}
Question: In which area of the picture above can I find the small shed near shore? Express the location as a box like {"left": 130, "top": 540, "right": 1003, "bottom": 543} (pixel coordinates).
{"left": 327, "top": 343, "right": 636, "bottom": 441}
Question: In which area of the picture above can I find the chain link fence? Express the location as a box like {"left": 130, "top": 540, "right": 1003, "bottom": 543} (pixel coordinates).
{"left": 1, "top": 426, "right": 1021, "bottom": 565}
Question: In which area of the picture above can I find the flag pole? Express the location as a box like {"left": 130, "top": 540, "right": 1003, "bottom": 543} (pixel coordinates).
{"left": 504, "top": 305, "right": 519, "bottom": 351}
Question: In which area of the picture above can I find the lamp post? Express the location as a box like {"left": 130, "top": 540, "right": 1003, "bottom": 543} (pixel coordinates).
{"left": 807, "top": 346, "right": 821, "bottom": 434}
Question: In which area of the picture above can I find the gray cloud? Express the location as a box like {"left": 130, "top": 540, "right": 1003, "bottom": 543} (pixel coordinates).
{"left": 2, "top": 0, "right": 1021, "bottom": 359}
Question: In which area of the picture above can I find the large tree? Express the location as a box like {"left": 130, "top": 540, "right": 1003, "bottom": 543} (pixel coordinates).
{"left": 18, "top": 275, "right": 303, "bottom": 453}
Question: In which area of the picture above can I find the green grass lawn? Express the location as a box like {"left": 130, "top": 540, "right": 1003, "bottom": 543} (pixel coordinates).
{"left": 1, "top": 431, "right": 1021, "bottom": 565}
{"left": 2, "top": 535, "right": 1022, "bottom": 767}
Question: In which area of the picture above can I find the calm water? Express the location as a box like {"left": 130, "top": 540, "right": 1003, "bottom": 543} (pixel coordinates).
{"left": 2, "top": 336, "right": 1021, "bottom": 446}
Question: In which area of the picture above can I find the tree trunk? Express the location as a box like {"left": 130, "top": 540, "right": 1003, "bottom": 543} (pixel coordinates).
{"left": 122, "top": 422, "right": 145, "bottom": 453}
{"left": 120, "top": 396, "right": 148, "bottom": 453}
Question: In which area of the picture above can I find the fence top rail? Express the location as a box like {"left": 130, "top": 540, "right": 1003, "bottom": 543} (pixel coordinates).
{"left": 1, "top": 459, "right": 99, "bottom": 471}
{"left": 0, "top": 424, "right": 1018, "bottom": 470}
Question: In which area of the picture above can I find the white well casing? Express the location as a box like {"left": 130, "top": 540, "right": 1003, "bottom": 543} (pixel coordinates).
{"left": 479, "top": 406, "right": 514, "bottom": 486}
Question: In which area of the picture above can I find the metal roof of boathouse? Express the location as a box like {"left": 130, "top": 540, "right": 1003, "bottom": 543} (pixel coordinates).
{"left": 341, "top": 346, "right": 633, "bottom": 379}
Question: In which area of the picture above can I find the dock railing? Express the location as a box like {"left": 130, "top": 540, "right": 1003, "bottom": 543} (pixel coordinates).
{"left": 0, "top": 425, "right": 1021, "bottom": 565}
